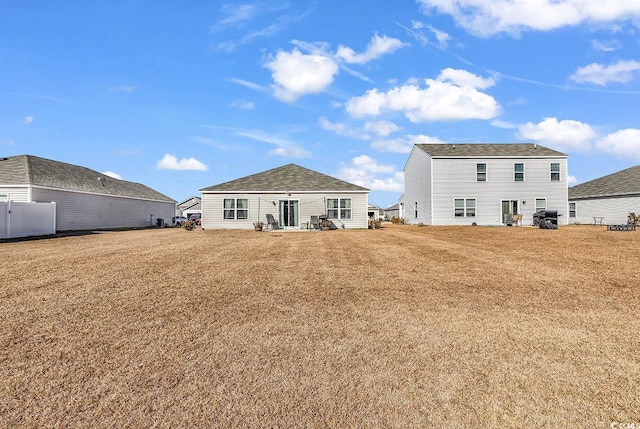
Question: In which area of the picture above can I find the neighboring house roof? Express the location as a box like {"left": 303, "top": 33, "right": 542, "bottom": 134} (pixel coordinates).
{"left": 200, "top": 163, "right": 369, "bottom": 192}
{"left": 416, "top": 143, "right": 567, "bottom": 158}
{"left": 182, "top": 201, "right": 201, "bottom": 211}
{"left": 569, "top": 165, "right": 640, "bottom": 199}
{"left": 177, "top": 196, "right": 201, "bottom": 210}
{"left": 0, "top": 155, "right": 175, "bottom": 202}
{"left": 385, "top": 203, "right": 399, "bottom": 211}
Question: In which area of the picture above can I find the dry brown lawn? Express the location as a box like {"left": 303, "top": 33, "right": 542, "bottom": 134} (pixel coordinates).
{"left": 1, "top": 224, "right": 639, "bottom": 428}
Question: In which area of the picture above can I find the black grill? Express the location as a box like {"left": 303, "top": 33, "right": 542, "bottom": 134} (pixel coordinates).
{"left": 534, "top": 210, "right": 558, "bottom": 229}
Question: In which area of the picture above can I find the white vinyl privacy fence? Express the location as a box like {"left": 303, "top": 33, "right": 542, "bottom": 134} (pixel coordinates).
{"left": 0, "top": 201, "right": 56, "bottom": 239}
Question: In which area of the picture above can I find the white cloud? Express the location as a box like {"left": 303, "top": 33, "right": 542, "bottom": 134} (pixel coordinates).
{"left": 567, "top": 174, "right": 577, "bottom": 185}
{"left": 336, "top": 155, "right": 404, "bottom": 192}
{"left": 231, "top": 99, "right": 255, "bottom": 109}
{"left": 438, "top": 68, "right": 496, "bottom": 89}
{"left": 265, "top": 48, "right": 339, "bottom": 102}
{"left": 417, "top": 0, "right": 640, "bottom": 36}
{"left": 517, "top": 117, "right": 596, "bottom": 152}
{"left": 265, "top": 33, "right": 408, "bottom": 102}
{"left": 157, "top": 154, "right": 208, "bottom": 171}
{"left": 345, "top": 68, "right": 501, "bottom": 122}
{"left": 371, "top": 134, "right": 443, "bottom": 154}
{"left": 237, "top": 130, "right": 311, "bottom": 158}
{"left": 23, "top": 116, "right": 34, "bottom": 125}
{"left": 318, "top": 117, "right": 370, "bottom": 140}
{"left": 570, "top": 60, "right": 640, "bottom": 86}
{"left": 363, "top": 120, "right": 402, "bottom": 137}
{"left": 109, "top": 85, "right": 135, "bottom": 93}
{"left": 210, "top": 4, "right": 257, "bottom": 32}
{"left": 102, "top": 171, "right": 122, "bottom": 180}
{"left": 410, "top": 21, "right": 452, "bottom": 48}
{"left": 428, "top": 25, "right": 451, "bottom": 48}
{"left": 596, "top": 128, "right": 640, "bottom": 160}
{"left": 336, "top": 33, "right": 408, "bottom": 65}
{"left": 229, "top": 78, "right": 267, "bottom": 92}
{"left": 210, "top": 3, "right": 304, "bottom": 52}
{"left": 591, "top": 39, "right": 622, "bottom": 52}
{"left": 491, "top": 119, "right": 517, "bottom": 129}
{"left": 269, "top": 146, "right": 312, "bottom": 158}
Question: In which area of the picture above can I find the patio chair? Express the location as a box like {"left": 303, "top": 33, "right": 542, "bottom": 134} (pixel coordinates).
{"left": 310, "top": 215, "right": 320, "bottom": 230}
{"left": 265, "top": 214, "right": 281, "bottom": 230}
{"left": 512, "top": 214, "right": 522, "bottom": 226}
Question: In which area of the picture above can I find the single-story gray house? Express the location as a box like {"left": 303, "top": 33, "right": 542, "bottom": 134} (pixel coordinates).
{"left": 200, "top": 163, "right": 369, "bottom": 230}
{"left": 0, "top": 155, "right": 176, "bottom": 231}
{"left": 384, "top": 203, "right": 401, "bottom": 220}
{"left": 568, "top": 165, "right": 640, "bottom": 225}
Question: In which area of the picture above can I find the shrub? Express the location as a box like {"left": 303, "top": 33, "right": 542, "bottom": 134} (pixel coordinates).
{"left": 181, "top": 219, "right": 197, "bottom": 231}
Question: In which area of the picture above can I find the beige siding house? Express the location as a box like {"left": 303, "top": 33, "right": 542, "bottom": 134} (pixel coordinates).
{"left": 568, "top": 165, "right": 640, "bottom": 225}
{"left": 402, "top": 144, "right": 569, "bottom": 226}
{"left": 0, "top": 155, "right": 176, "bottom": 231}
{"left": 200, "top": 164, "right": 369, "bottom": 230}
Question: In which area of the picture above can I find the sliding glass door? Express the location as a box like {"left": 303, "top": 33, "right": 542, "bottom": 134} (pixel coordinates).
{"left": 279, "top": 200, "right": 299, "bottom": 228}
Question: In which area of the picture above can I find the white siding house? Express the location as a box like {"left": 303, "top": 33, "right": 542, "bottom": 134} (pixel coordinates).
{"left": 0, "top": 155, "right": 176, "bottom": 231}
{"left": 177, "top": 196, "right": 201, "bottom": 218}
{"left": 200, "top": 164, "right": 369, "bottom": 230}
{"left": 402, "top": 144, "right": 569, "bottom": 226}
{"left": 568, "top": 165, "right": 640, "bottom": 225}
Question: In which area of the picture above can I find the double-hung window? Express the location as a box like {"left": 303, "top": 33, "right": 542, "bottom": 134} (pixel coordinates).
{"left": 476, "top": 163, "right": 487, "bottom": 181}
{"left": 454, "top": 198, "right": 476, "bottom": 217}
{"left": 535, "top": 198, "right": 546, "bottom": 213}
{"left": 414, "top": 202, "right": 418, "bottom": 218}
{"left": 327, "top": 198, "right": 352, "bottom": 220}
{"left": 569, "top": 202, "right": 576, "bottom": 218}
{"left": 550, "top": 163, "right": 560, "bottom": 181}
{"left": 223, "top": 198, "right": 248, "bottom": 220}
{"left": 514, "top": 163, "right": 524, "bottom": 182}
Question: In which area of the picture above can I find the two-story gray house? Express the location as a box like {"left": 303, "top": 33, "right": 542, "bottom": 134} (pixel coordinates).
{"left": 401, "top": 144, "right": 569, "bottom": 226}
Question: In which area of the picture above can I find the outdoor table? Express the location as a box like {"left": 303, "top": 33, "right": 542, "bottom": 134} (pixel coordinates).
{"left": 592, "top": 216, "right": 604, "bottom": 225}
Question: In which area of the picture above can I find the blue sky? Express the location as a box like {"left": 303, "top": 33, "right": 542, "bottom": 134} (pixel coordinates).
{"left": 2, "top": 1, "right": 640, "bottom": 208}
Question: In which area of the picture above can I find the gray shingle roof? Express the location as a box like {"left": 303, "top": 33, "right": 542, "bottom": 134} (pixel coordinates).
{"left": 416, "top": 143, "right": 567, "bottom": 157}
{"left": 569, "top": 165, "right": 640, "bottom": 199}
{"left": 0, "top": 155, "right": 175, "bottom": 202}
{"left": 200, "top": 163, "right": 369, "bottom": 193}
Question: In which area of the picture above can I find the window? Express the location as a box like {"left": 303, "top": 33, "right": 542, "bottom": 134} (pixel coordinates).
{"left": 569, "top": 202, "right": 576, "bottom": 218}
{"left": 0, "top": 194, "right": 7, "bottom": 202}
{"left": 550, "top": 163, "right": 560, "bottom": 181}
{"left": 476, "top": 163, "right": 487, "bottom": 181}
{"left": 466, "top": 199, "right": 476, "bottom": 217}
{"left": 414, "top": 201, "right": 418, "bottom": 218}
{"left": 455, "top": 198, "right": 476, "bottom": 217}
{"left": 327, "top": 198, "right": 351, "bottom": 220}
{"left": 514, "top": 163, "right": 524, "bottom": 182}
{"left": 535, "top": 198, "right": 546, "bottom": 212}
{"left": 223, "top": 198, "right": 248, "bottom": 220}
